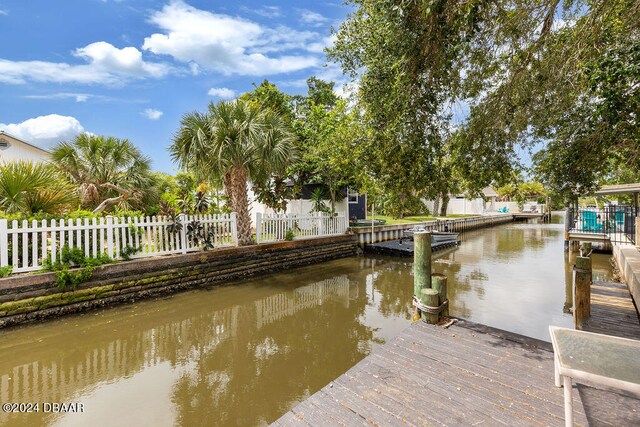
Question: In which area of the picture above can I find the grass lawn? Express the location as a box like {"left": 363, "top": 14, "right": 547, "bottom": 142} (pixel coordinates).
{"left": 366, "top": 214, "right": 477, "bottom": 225}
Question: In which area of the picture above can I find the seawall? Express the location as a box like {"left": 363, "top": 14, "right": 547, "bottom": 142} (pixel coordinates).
{"left": 0, "top": 235, "right": 358, "bottom": 328}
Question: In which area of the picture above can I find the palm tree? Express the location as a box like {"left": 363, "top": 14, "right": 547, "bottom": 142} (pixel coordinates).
{"left": 0, "top": 161, "right": 76, "bottom": 215}
{"left": 52, "top": 134, "right": 156, "bottom": 214}
{"left": 171, "top": 100, "right": 297, "bottom": 245}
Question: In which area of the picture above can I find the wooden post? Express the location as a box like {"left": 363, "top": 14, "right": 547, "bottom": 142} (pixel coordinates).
{"left": 580, "top": 242, "right": 592, "bottom": 257}
{"left": 564, "top": 206, "right": 571, "bottom": 251}
{"left": 574, "top": 255, "right": 592, "bottom": 328}
{"left": 413, "top": 231, "right": 432, "bottom": 298}
{"left": 564, "top": 252, "right": 573, "bottom": 314}
{"left": 431, "top": 273, "right": 448, "bottom": 317}
{"left": 636, "top": 217, "right": 639, "bottom": 249}
{"left": 420, "top": 288, "right": 440, "bottom": 324}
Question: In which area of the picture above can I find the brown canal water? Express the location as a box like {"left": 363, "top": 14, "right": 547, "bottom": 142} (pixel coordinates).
{"left": 0, "top": 213, "right": 612, "bottom": 426}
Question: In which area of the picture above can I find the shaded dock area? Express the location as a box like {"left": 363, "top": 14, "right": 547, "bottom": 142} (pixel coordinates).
{"left": 364, "top": 239, "right": 460, "bottom": 257}
{"left": 274, "top": 279, "right": 640, "bottom": 426}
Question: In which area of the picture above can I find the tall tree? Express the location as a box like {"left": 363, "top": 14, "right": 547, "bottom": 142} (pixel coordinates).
{"left": 171, "top": 100, "right": 297, "bottom": 245}
{"left": 52, "top": 134, "right": 156, "bottom": 214}
{"left": 328, "top": 1, "right": 480, "bottom": 216}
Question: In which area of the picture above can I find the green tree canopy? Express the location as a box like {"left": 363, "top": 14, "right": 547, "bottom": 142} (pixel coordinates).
{"left": 52, "top": 134, "right": 157, "bottom": 214}
{"left": 0, "top": 161, "right": 76, "bottom": 215}
{"left": 170, "top": 100, "right": 297, "bottom": 245}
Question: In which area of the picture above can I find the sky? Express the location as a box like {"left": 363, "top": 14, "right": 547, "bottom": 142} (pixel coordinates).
{"left": 0, "top": 0, "right": 352, "bottom": 173}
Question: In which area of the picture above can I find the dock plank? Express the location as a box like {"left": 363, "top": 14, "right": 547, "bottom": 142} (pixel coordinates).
{"left": 273, "top": 278, "right": 640, "bottom": 426}
{"left": 583, "top": 280, "right": 640, "bottom": 340}
{"left": 273, "top": 319, "right": 640, "bottom": 426}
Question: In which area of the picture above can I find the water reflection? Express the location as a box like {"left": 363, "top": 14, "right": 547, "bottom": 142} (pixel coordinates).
{"left": 0, "top": 260, "right": 412, "bottom": 427}
{"left": 429, "top": 213, "right": 611, "bottom": 341}
{"left": 0, "top": 213, "right": 612, "bottom": 426}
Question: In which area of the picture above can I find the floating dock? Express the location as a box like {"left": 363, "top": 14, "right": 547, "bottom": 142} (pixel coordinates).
{"left": 274, "top": 279, "right": 640, "bottom": 426}
{"left": 364, "top": 239, "right": 460, "bottom": 257}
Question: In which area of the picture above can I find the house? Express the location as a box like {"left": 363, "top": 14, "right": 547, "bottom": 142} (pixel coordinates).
{"left": 0, "top": 131, "right": 51, "bottom": 163}
{"left": 249, "top": 184, "right": 367, "bottom": 225}
{"left": 424, "top": 187, "right": 507, "bottom": 215}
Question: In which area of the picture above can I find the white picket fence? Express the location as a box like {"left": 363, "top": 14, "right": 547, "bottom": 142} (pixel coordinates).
{"left": 0, "top": 213, "right": 237, "bottom": 273}
{"left": 256, "top": 212, "right": 348, "bottom": 244}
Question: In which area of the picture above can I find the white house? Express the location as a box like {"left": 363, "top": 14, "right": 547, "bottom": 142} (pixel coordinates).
{"left": 0, "top": 131, "right": 51, "bottom": 163}
{"left": 423, "top": 187, "right": 518, "bottom": 215}
{"left": 249, "top": 184, "right": 366, "bottom": 227}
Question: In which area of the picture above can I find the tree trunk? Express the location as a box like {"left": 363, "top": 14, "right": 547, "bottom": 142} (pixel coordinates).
{"left": 329, "top": 188, "right": 336, "bottom": 214}
{"left": 92, "top": 183, "right": 134, "bottom": 214}
{"left": 433, "top": 196, "right": 441, "bottom": 217}
{"left": 223, "top": 173, "right": 235, "bottom": 211}
{"left": 230, "top": 166, "right": 253, "bottom": 246}
{"left": 439, "top": 193, "right": 450, "bottom": 217}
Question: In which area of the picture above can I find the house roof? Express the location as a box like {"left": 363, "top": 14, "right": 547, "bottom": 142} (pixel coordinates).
{"left": 594, "top": 183, "right": 640, "bottom": 196}
{"left": 482, "top": 187, "right": 499, "bottom": 198}
{"left": 0, "top": 130, "right": 51, "bottom": 154}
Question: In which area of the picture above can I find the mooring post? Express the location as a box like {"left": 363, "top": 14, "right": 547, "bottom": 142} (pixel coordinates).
{"left": 431, "top": 273, "right": 448, "bottom": 317}
{"left": 574, "top": 255, "right": 592, "bottom": 328}
{"left": 564, "top": 206, "right": 572, "bottom": 251}
{"left": 413, "top": 231, "right": 432, "bottom": 297}
{"left": 421, "top": 288, "right": 440, "bottom": 324}
{"left": 413, "top": 231, "right": 435, "bottom": 322}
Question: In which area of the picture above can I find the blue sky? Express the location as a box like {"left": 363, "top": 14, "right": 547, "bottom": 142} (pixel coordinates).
{"left": 0, "top": 0, "right": 351, "bottom": 173}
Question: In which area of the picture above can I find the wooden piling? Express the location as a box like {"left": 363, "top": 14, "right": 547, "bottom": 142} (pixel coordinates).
{"left": 420, "top": 288, "right": 440, "bottom": 324}
{"left": 574, "top": 255, "right": 592, "bottom": 328}
{"left": 580, "top": 242, "right": 592, "bottom": 257}
{"left": 431, "top": 273, "right": 448, "bottom": 317}
{"left": 413, "top": 231, "right": 432, "bottom": 298}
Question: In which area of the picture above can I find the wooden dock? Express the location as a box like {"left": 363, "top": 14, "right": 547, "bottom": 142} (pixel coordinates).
{"left": 583, "top": 280, "right": 640, "bottom": 339}
{"left": 365, "top": 239, "right": 461, "bottom": 257}
{"left": 513, "top": 212, "right": 548, "bottom": 220}
{"left": 274, "top": 279, "right": 640, "bottom": 426}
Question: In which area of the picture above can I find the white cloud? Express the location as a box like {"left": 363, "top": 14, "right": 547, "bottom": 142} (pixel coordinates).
{"left": 299, "top": 10, "right": 328, "bottom": 27}
{"left": 0, "top": 41, "right": 172, "bottom": 85}
{"left": 207, "top": 87, "right": 236, "bottom": 99}
{"left": 142, "top": 1, "right": 320, "bottom": 75}
{"left": 0, "top": 114, "right": 85, "bottom": 149}
{"left": 24, "top": 93, "right": 91, "bottom": 102}
{"left": 307, "top": 34, "right": 337, "bottom": 54}
{"left": 246, "top": 6, "right": 281, "bottom": 18}
{"left": 0, "top": 9, "right": 8, "bottom": 16}
{"left": 142, "top": 109, "right": 163, "bottom": 120}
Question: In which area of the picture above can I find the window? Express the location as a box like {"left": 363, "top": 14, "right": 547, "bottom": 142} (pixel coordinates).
{"left": 347, "top": 188, "right": 358, "bottom": 203}
{"left": 0, "top": 140, "right": 8, "bottom": 148}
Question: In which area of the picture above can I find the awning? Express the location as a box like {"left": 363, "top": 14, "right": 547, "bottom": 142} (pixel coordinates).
{"left": 594, "top": 183, "right": 640, "bottom": 196}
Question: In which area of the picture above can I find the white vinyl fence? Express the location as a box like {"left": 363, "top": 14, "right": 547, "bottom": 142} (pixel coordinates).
{"left": 0, "top": 213, "right": 237, "bottom": 273}
{"left": 256, "top": 212, "right": 348, "bottom": 244}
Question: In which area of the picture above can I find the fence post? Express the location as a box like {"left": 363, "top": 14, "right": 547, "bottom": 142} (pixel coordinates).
{"left": 318, "top": 213, "right": 324, "bottom": 236}
{"left": 0, "top": 219, "right": 7, "bottom": 268}
{"left": 106, "top": 215, "right": 114, "bottom": 258}
{"left": 179, "top": 213, "right": 188, "bottom": 254}
{"left": 251, "top": 212, "right": 257, "bottom": 245}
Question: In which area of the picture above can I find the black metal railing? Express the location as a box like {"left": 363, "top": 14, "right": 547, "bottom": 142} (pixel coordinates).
{"left": 570, "top": 206, "right": 637, "bottom": 244}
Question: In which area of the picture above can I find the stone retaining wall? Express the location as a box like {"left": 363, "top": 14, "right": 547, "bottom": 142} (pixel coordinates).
{"left": 0, "top": 235, "right": 358, "bottom": 328}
